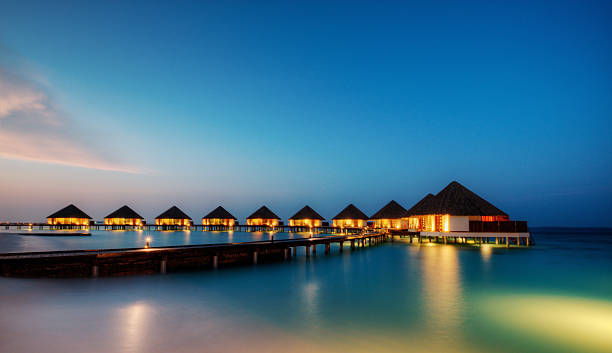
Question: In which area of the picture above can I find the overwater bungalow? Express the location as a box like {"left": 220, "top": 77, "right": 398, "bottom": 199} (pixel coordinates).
{"left": 47, "top": 204, "right": 92, "bottom": 225}
{"left": 104, "top": 205, "right": 145, "bottom": 226}
{"left": 288, "top": 205, "right": 324, "bottom": 227}
{"left": 155, "top": 206, "right": 192, "bottom": 226}
{"left": 202, "top": 206, "right": 237, "bottom": 226}
{"left": 246, "top": 206, "right": 280, "bottom": 226}
{"left": 406, "top": 181, "right": 510, "bottom": 232}
{"left": 370, "top": 200, "right": 410, "bottom": 229}
{"left": 332, "top": 204, "right": 368, "bottom": 228}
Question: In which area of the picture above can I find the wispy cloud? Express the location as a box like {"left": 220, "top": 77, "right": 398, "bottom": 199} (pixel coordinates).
{"left": 0, "top": 61, "right": 140, "bottom": 173}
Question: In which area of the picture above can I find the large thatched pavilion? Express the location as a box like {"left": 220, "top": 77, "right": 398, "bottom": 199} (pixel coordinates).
{"left": 406, "top": 181, "right": 509, "bottom": 232}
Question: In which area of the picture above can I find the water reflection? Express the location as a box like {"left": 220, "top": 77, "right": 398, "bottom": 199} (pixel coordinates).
{"left": 480, "top": 294, "right": 612, "bottom": 353}
{"left": 420, "top": 245, "right": 462, "bottom": 334}
{"left": 480, "top": 245, "right": 492, "bottom": 263}
{"left": 116, "top": 301, "right": 154, "bottom": 353}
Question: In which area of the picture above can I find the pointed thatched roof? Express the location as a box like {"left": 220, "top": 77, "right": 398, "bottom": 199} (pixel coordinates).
{"left": 407, "top": 181, "right": 507, "bottom": 216}
{"left": 247, "top": 206, "right": 280, "bottom": 220}
{"left": 47, "top": 204, "right": 92, "bottom": 219}
{"left": 105, "top": 205, "right": 144, "bottom": 220}
{"left": 155, "top": 206, "right": 192, "bottom": 220}
{"left": 406, "top": 194, "right": 438, "bottom": 215}
{"left": 370, "top": 200, "right": 410, "bottom": 219}
{"left": 203, "top": 206, "right": 237, "bottom": 220}
{"left": 289, "top": 205, "right": 324, "bottom": 220}
{"left": 333, "top": 204, "right": 368, "bottom": 220}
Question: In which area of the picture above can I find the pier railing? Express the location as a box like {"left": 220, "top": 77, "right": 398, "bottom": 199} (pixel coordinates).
{"left": 468, "top": 221, "right": 528, "bottom": 233}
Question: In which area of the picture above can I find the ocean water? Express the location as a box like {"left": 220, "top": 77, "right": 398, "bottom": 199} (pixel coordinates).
{"left": 0, "top": 228, "right": 610, "bottom": 353}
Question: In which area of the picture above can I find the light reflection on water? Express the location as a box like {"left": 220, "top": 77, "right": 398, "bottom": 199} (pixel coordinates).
{"left": 118, "top": 301, "right": 154, "bottom": 353}
{"left": 0, "top": 229, "right": 610, "bottom": 353}
{"left": 420, "top": 245, "right": 462, "bottom": 336}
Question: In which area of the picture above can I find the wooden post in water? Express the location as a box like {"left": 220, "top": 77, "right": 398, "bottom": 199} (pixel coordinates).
{"left": 325, "top": 243, "right": 330, "bottom": 255}
{"left": 306, "top": 245, "right": 310, "bottom": 256}
{"left": 160, "top": 257, "right": 167, "bottom": 274}
{"left": 91, "top": 262, "right": 99, "bottom": 278}
{"left": 312, "top": 244, "right": 316, "bottom": 254}
{"left": 253, "top": 251, "right": 258, "bottom": 264}
{"left": 339, "top": 242, "right": 343, "bottom": 252}
{"left": 213, "top": 255, "right": 218, "bottom": 269}
{"left": 293, "top": 246, "right": 297, "bottom": 257}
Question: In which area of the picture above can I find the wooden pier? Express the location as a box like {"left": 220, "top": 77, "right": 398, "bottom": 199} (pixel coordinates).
{"left": 1, "top": 223, "right": 363, "bottom": 234}
{"left": 0, "top": 232, "right": 388, "bottom": 278}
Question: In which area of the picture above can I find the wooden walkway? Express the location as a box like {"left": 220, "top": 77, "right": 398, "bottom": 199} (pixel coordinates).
{"left": 0, "top": 232, "right": 388, "bottom": 278}
{"left": 2, "top": 223, "right": 363, "bottom": 234}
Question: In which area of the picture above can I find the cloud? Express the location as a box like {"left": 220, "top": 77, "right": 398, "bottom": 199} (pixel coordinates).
{"left": 0, "top": 63, "right": 140, "bottom": 173}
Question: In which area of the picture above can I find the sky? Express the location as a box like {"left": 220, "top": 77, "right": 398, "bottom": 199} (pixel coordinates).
{"left": 0, "top": 0, "right": 610, "bottom": 226}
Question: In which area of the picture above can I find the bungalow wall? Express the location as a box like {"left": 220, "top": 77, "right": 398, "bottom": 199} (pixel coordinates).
{"left": 105, "top": 218, "right": 143, "bottom": 226}
{"left": 247, "top": 219, "right": 278, "bottom": 226}
{"left": 409, "top": 215, "right": 500, "bottom": 232}
{"left": 155, "top": 219, "right": 191, "bottom": 226}
{"left": 288, "top": 219, "right": 321, "bottom": 227}
{"left": 332, "top": 219, "right": 365, "bottom": 228}
{"left": 373, "top": 218, "right": 409, "bottom": 229}
{"left": 202, "top": 218, "right": 235, "bottom": 226}
{"left": 48, "top": 218, "right": 90, "bottom": 226}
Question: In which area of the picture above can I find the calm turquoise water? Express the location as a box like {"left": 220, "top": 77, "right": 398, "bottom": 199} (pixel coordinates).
{"left": 0, "top": 228, "right": 610, "bottom": 353}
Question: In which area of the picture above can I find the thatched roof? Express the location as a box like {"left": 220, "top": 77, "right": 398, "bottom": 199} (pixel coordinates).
{"left": 247, "top": 206, "right": 280, "bottom": 220}
{"left": 370, "top": 200, "right": 410, "bottom": 219}
{"left": 406, "top": 194, "right": 438, "bottom": 215}
{"left": 289, "top": 205, "right": 324, "bottom": 220}
{"left": 47, "top": 204, "right": 92, "bottom": 219}
{"left": 407, "top": 181, "right": 507, "bottom": 216}
{"left": 333, "top": 204, "right": 368, "bottom": 220}
{"left": 203, "top": 206, "right": 237, "bottom": 220}
{"left": 105, "top": 205, "right": 144, "bottom": 220}
{"left": 155, "top": 206, "right": 192, "bottom": 220}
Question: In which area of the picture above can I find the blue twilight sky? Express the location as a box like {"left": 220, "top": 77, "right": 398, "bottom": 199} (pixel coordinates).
{"left": 0, "top": 0, "right": 610, "bottom": 226}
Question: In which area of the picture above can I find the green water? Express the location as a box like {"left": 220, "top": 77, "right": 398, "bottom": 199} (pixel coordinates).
{"left": 0, "top": 228, "right": 610, "bottom": 353}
